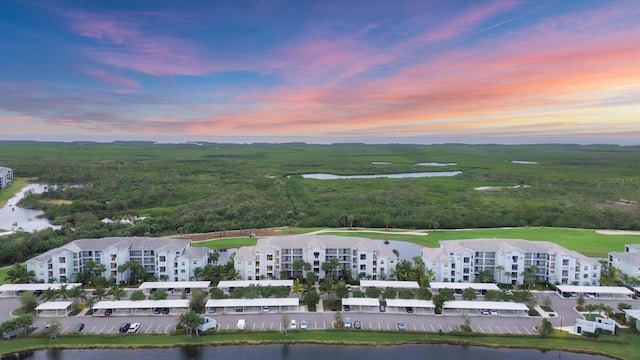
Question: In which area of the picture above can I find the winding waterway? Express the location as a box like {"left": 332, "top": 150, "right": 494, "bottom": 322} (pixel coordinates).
{"left": 0, "top": 184, "right": 58, "bottom": 233}
{"left": 8, "top": 344, "right": 612, "bottom": 360}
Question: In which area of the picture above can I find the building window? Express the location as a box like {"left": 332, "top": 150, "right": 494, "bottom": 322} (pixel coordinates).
{"left": 562, "top": 259, "right": 569, "bottom": 266}
{"left": 463, "top": 257, "right": 470, "bottom": 263}
{"left": 58, "top": 257, "right": 66, "bottom": 263}
{"left": 159, "top": 256, "right": 166, "bottom": 262}
{"left": 266, "top": 254, "right": 273, "bottom": 261}
{"left": 360, "top": 254, "right": 366, "bottom": 260}
{"left": 360, "top": 265, "right": 366, "bottom": 271}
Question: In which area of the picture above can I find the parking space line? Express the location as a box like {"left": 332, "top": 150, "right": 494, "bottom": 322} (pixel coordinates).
{"left": 524, "top": 326, "right": 533, "bottom": 335}
{"left": 430, "top": 324, "right": 435, "bottom": 332}
{"left": 155, "top": 324, "right": 162, "bottom": 333}
{"left": 378, "top": 321, "right": 381, "bottom": 330}
{"left": 513, "top": 326, "right": 521, "bottom": 334}
{"left": 485, "top": 325, "right": 493, "bottom": 333}
{"left": 474, "top": 325, "right": 484, "bottom": 333}
{"left": 413, "top": 323, "right": 417, "bottom": 331}
{"left": 89, "top": 326, "right": 98, "bottom": 333}
{"left": 439, "top": 324, "right": 444, "bottom": 332}
{"left": 145, "top": 324, "right": 153, "bottom": 333}
{"left": 448, "top": 324, "right": 453, "bottom": 332}
{"left": 496, "top": 325, "right": 503, "bottom": 334}
{"left": 421, "top": 324, "right": 426, "bottom": 331}
{"left": 504, "top": 326, "right": 511, "bottom": 333}
{"left": 165, "top": 324, "right": 172, "bottom": 333}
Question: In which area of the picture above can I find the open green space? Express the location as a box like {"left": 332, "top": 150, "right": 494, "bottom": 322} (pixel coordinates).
{"left": 318, "top": 227, "right": 640, "bottom": 257}
{"left": 192, "top": 237, "right": 258, "bottom": 249}
{"left": 0, "top": 177, "right": 30, "bottom": 208}
{"left": 1, "top": 142, "right": 639, "bottom": 266}
{"left": 1, "top": 329, "right": 637, "bottom": 359}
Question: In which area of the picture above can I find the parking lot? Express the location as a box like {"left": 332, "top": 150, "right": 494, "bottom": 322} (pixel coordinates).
{"left": 2, "top": 291, "right": 638, "bottom": 336}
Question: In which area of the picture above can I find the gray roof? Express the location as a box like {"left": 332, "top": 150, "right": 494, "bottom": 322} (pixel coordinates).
{"left": 28, "top": 237, "right": 192, "bottom": 263}
{"left": 422, "top": 247, "right": 451, "bottom": 262}
{"left": 0, "top": 166, "right": 12, "bottom": 174}
{"left": 181, "top": 246, "right": 210, "bottom": 260}
{"left": 609, "top": 251, "right": 640, "bottom": 267}
{"left": 439, "top": 238, "right": 597, "bottom": 264}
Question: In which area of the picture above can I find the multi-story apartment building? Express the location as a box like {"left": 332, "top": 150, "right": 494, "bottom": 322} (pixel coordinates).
{"left": 608, "top": 244, "right": 640, "bottom": 278}
{"left": 0, "top": 166, "right": 13, "bottom": 189}
{"left": 234, "top": 235, "right": 397, "bottom": 280}
{"left": 422, "top": 239, "right": 600, "bottom": 286}
{"left": 26, "top": 237, "right": 210, "bottom": 283}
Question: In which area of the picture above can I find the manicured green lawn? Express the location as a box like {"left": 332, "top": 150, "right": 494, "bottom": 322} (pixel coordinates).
{"left": 192, "top": 237, "right": 258, "bottom": 249}
{"left": 319, "top": 227, "right": 640, "bottom": 257}
{"left": 2, "top": 330, "right": 638, "bottom": 359}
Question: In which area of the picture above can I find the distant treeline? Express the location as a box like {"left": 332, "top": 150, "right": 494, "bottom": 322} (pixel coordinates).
{"left": 1, "top": 141, "right": 638, "bottom": 265}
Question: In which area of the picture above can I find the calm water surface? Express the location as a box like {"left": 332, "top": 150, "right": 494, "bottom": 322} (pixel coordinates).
{"left": 300, "top": 171, "right": 462, "bottom": 179}
{"left": 14, "top": 344, "right": 612, "bottom": 360}
{"left": 0, "top": 184, "right": 59, "bottom": 233}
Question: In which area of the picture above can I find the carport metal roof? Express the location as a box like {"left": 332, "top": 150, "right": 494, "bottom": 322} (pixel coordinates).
{"left": 35, "top": 301, "right": 73, "bottom": 311}
{"left": 0, "top": 283, "right": 82, "bottom": 292}
{"left": 139, "top": 281, "right": 211, "bottom": 289}
{"left": 359, "top": 280, "right": 419, "bottom": 289}
{"left": 342, "top": 298, "right": 380, "bottom": 306}
{"left": 205, "top": 298, "right": 299, "bottom": 308}
{"left": 556, "top": 285, "right": 633, "bottom": 295}
{"left": 430, "top": 282, "right": 500, "bottom": 291}
{"left": 217, "top": 280, "right": 293, "bottom": 288}
{"left": 92, "top": 299, "right": 189, "bottom": 310}
{"left": 386, "top": 299, "right": 435, "bottom": 308}
{"left": 443, "top": 300, "right": 528, "bottom": 311}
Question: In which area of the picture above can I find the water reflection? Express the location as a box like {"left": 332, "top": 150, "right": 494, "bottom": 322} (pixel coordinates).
{"left": 299, "top": 172, "right": 461, "bottom": 180}
{"left": 0, "top": 184, "right": 59, "bottom": 233}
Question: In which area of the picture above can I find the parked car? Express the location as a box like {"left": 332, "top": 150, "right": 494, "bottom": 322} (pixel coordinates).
{"left": 237, "top": 319, "right": 246, "bottom": 330}
{"left": 161, "top": 308, "right": 170, "bottom": 315}
{"left": 73, "top": 323, "right": 85, "bottom": 333}
{"left": 396, "top": 321, "right": 407, "bottom": 332}
{"left": 353, "top": 320, "right": 361, "bottom": 330}
{"left": 290, "top": 319, "right": 297, "bottom": 330}
{"left": 406, "top": 307, "right": 414, "bottom": 314}
{"left": 343, "top": 304, "right": 351, "bottom": 312}
{"left": 119, "top": 323, "right": 131, "bottom": 333}
{"left": 153, "top": 308, "right": 162, "bottom": 315}
{"left": 379, "top": 304, "right": 386, "bottom": 312}
{"left": 480, "top": 309, "right": 491, "bottom": 315}
{"left": 262, "top": 306, "right": 270, "bottom": 312}
{"left": 300, "top": 320, "right": 308, "bottom": 330}
{"left": 344, "top": 317, "right": 351, "bottom": 329}
{"left": 490, "top": 310, "right": 498, "bottom": 316}
{"left": 104, "top": 309, "right": 113, "bottom": 316}
{"left": 128, "top": 322, "right": 141, "bottom": 333}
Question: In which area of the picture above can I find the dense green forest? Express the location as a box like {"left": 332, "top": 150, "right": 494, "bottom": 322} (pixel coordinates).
{"left": 0, "top": 141, "right": 639, "bottom": 265}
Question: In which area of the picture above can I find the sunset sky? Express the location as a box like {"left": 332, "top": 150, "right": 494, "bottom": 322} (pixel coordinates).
{"left": 1, "top": 0, "right": 639, "bottom": 144}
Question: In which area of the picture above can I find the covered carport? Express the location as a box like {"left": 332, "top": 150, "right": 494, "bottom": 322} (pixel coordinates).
{"left": 430, "top": 282, "right": 499, "bottom": 295}
{"left": 342, "top": 297, "right": 379, "bottom": 313}
{"left": 217, "top": 280, "right": 293, "bottom": 293}
{"left": 386, "top": 299, "right": 435, "bottom": 314}
{"left": 443, "top": 300, "right": 529, "bottom": 316}
{"left": 556, "top": 285, "right": 633, "bottom": 299}
{"left": 139, "top": 281, "right": 211, "bottom": 294}
{"left": 0, "top": 283, "right": 82, "bottom": 297}
{"left": 359, "top": 280, "right": 419, "bottom": 290}
{"left": 35, "top": 301, "right": 73, "bottom": 317}
{"left": 92, "top": 299, "right": 189, "bottom": 316}
{"left": 205, "top": 298, "right": 299, "bottom": 314}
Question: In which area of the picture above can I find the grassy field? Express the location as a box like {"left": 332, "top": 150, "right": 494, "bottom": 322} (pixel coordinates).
{"left": 192, "top": 237, "right": 258, "bottom": 249}
{"left": 0, "top": 177, "right": 30, "bottom": 208}
{"left": 1, "top": 329, "right": 637, "bottom": 359}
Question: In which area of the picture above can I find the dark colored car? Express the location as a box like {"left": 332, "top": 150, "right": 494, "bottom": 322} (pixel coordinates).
{"left": 73, "top": 323, "right": 85, "bottom": 333}
{"left": 119, "top": 323, "right": 131, "bottom": 333}
{"left": 104, "top": 309, "right": 113, "bottom": 316}
{"left": 354, "top": 320, "right": 361, "bottom": 330}
{"left": 406, "top": 307, "right": 413, "bottom": 314}
{"left": 153, "top": 308, "right": 162, "bottom": 314}
{"left": 343, "top": 305, "right": 350, "bottom": 312}
{"left": 162, "top": 308, "right": 170, "bottom": 315}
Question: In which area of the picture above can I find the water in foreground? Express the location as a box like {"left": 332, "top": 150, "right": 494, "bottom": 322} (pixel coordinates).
{"left": 8, "top": 344, "right": 612, "bottom": 360}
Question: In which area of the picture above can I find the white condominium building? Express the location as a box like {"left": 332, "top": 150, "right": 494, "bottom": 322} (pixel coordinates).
{"left": 608, "top": 244, "right": 640, "bottom": 278}
{"left": 0, "top": 166, "right": 13, "bottom": 189}
{"left": 234, "top": 235, "right": 397, "bottom": 280}
{"left": 26, "top": 237, "right": 210, "bottom": 283}
{"left": 422, "top": 239, "right": 600, "bottom": 286}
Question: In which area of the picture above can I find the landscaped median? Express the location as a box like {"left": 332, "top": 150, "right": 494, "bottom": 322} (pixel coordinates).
{"left": 2, "top": 329, "right": 639, "bottom": 360}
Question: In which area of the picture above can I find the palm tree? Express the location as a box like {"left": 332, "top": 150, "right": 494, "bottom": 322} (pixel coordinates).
{"left": 495, "top": 265, "right": 505, "bottom": 284}
{"left": 179, "top": 310, "right": 203, "bottom": 337}
{"left": 69, "top": 286, "right": 87, "bottom": 308}
{"left": 57, "top": 284, "right": 69, "bottom": 301}
{"left": 108, "top": 286, "right": 127, "bottom": 301}
{"left": 42, "top": 288, "right": 60, "bottom": 302}
{"left": 293, "top": 279, "right": 304, "bottom": 299}
{"left": 93, "top": 285, "right": 107, "bottom": 302}
{"left": 6, "top": 263, "right": 35, "bottom": 284}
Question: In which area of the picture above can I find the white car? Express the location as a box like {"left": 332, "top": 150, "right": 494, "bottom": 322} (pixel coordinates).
{"left": 300, "top": 320, "right": 308, "bottom": 330}
{"left": 127, "top": 322, "right": 141, "bottom": 333}
{"left": 344, "top": 317, "right": 351, "bottom": 329}
{"left": 290, "top": 319, "right": 297, "bottom": 330}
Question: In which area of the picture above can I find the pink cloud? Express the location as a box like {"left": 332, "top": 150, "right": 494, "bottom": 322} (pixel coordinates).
{"left": 84, "top": 67, "right": 140, "bottom": 89}
{"left": 420, "top": 0, "right": 520, "bottom": 43}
